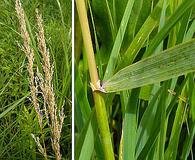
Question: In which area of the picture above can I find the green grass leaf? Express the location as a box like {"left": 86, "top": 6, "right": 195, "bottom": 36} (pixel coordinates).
{"left": 116, "top": 0, "right": 163, "bottom": 70}
{"left": 0, "top": 93, "right": 30, "bottom": 119}
{"left": 164, "top": 88, "right": 188, "bottom": 160}
{"left": 181, "top": 121, "right": 195, "bottom": 159}
{"left": 103, "top": 0, "right": 135, "bottom": 80}
{"left": 75, "top": 110, "right": 97, "bottom": 160}
{"left": 144, "top": 0, "right": 195, "bottom": 58}
{"left": 103, "top": 39, "right": 195, "bottom": 93}
{"left": 122, "top": 88, "right": 139, "bottom": 160}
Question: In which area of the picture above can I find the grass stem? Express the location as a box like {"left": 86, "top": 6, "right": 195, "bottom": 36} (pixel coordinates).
{"left": 75, "top": 0, "right": 114, "bottom": 159}
{"left": 75, "top": 0, "right": 98, "bottom": 88}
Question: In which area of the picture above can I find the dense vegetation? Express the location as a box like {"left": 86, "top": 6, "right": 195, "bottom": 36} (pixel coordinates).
{"left": 0, "top": 0, "right": 71, "bottom": 159}
{"left": 75, "top": 0, "right": 195, "bottom": 159}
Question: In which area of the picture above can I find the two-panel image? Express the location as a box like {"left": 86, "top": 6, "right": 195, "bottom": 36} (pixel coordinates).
{"left": 1, "top": 0, "right": 195, "bottom": 159}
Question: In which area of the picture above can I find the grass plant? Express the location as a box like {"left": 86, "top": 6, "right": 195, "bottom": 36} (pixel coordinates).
{"left": 75, "top": 0, "right": 195, "bottom": 159}
{"left": 0, "top": 0, "right": 71, "bottom": 159}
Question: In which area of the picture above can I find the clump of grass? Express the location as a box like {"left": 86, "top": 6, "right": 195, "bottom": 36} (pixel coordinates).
{"left": 15, "top": 0, "right": 64, "bottom": 159}
{"left": 75, "top": 0, "right": 195, "bottom": 160}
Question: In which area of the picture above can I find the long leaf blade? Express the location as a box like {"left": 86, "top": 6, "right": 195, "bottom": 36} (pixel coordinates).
{"left": 103, "top": 39, "right": 195, "bottom": 92}
{"left": 0, "top": 93, "right": 30, "bottom": 119}
{"left": 103, "top": 0, "right": 135, "bottom": 80}
{"left": 116, "top": 0, "right": 163, "bottom": 71}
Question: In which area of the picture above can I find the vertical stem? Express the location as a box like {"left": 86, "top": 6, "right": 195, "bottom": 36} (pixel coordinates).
{"left": 93, "top": 92, "right": 115, "bottom": 160}
{"left": 75, "top": 0, "right": 98, "bottom": 87}
{"left": 75, "top": 0, "right": 114, "bottom": 159}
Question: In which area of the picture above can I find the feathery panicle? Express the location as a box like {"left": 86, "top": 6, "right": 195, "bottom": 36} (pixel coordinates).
{"left": 15, "top": 0, "right": 43, "bottom": 129}
{"left": 36, "top": 9, "right": 64, "bottom": 160}
{"left": 15, "top": 0, "right": 46, "bottom": 159}
{"left": 16, "top": 1, "right": 64, "bottom": 159}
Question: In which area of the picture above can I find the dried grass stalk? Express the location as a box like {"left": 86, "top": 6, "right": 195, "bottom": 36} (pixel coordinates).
{"left": 36, "top": 9, "right": 64, "bottom": 160}
{"left": 15, "top": 0, "right": 43, "bottom": 129}
{"left": 15, "top": 0, "right": 64, "bottom": 160}
{"left": 15, "top": 0, "right": 48, "bottom": 159}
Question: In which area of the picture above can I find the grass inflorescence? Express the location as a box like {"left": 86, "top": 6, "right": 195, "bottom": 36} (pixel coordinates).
{"left": 0, "top": 0, "right": 71, "bottom": 159}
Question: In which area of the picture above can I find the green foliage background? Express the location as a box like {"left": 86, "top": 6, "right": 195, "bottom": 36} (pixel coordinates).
{"left": 0, "top": 0, "right": 71, "bottom": 159}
